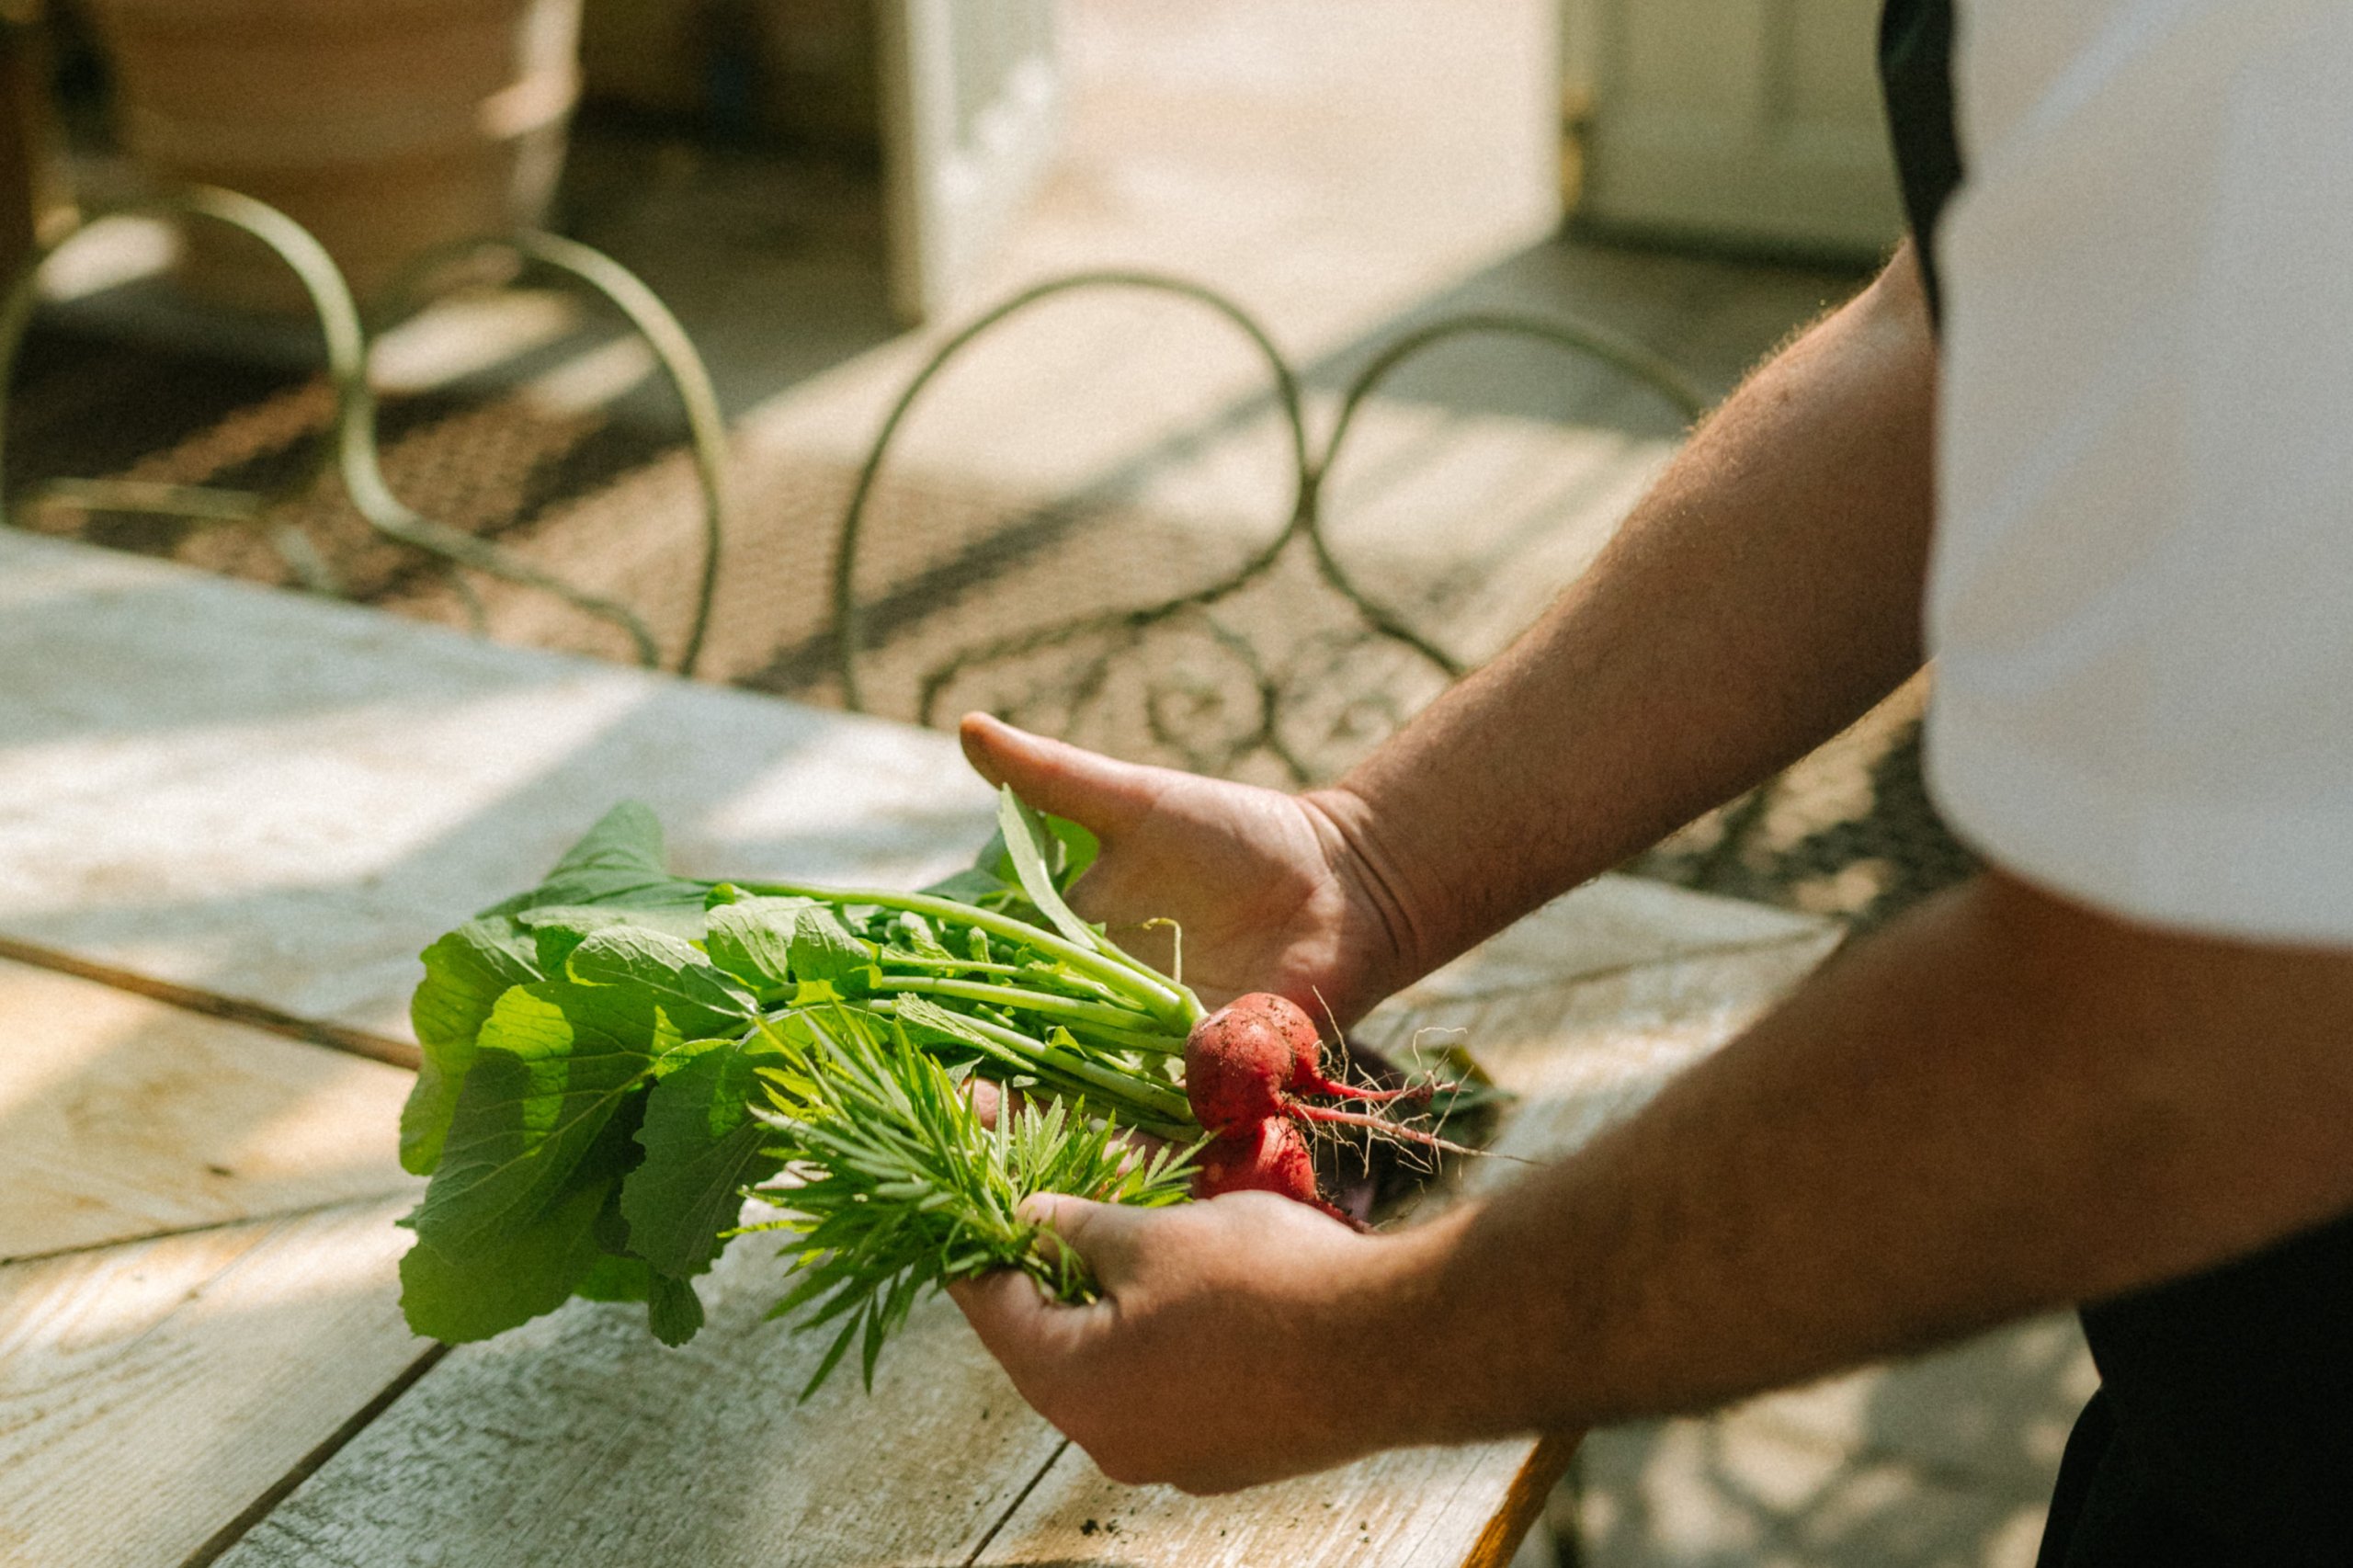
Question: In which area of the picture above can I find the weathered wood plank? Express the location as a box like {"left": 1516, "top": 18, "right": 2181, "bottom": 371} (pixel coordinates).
{"left": 1393, "top": 874, "right": 1828, "bottom": 1009}
{"left": 0, "top": 535, "right": 1823, "bottom": 1053}
{"left": 1367, "top": 931, "right": 1846, "bottom": 1210}
{"left": 981, "top": 1437, "right": 1563, "bottom": 1568}
{"left": 0, "top": 958, "right": 419, "bottom": 1262}
{"left": 974, "top": 933, "right": 1840, "bottom": 1568}
{"left": 211, "top": 1218, "right": 1070, "bottom": 1568}
{"left": 0, "top": 532, "right": 1001, "bottom": 1045}
{"left": 0, "top": 1197, "right": 430, "bottom": 1568}
{"left": 0, "top": 930, "right": 420, "bottom": 1067}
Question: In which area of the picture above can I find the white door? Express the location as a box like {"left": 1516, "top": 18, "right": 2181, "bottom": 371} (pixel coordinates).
{"left": 1568, "top": 0, "right": 1903, "bottom": 260}
{"left": 877, "top": 0, "right": 1063, "bottom": 323}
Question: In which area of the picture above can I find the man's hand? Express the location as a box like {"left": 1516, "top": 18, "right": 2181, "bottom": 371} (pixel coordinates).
{"left": 948, "top": 1192, "right": 1415, "bottom": 1494}
{"left": 960, "top": 712, "right": 1417, "bottom": 1022}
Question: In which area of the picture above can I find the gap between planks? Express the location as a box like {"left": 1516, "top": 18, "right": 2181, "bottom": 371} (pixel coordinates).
{"left": 0, "top": 972, "right": 431, "bottom": 1568}
{"left": 0, "top": 933, "right": 419, "bottom": 1070}
{"left": 0, "top": 1187, "right": 424, "bottom": 1268}
{"left": 961, "top": 1438, "right": 1073, "bottom": 1568}
{"left": 173, "top": 1344, "right": 452, "bottom": 1568}
{"left": 3, "top": 1191, "right": 437, "bottom": 1568}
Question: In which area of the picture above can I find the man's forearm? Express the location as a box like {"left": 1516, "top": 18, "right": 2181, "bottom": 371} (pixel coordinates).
{"left": 1317, "top": 252, "right": 1938, "bottom": 992}
{"left": 1358, "top": 873, "right": 2353, "bottom": 1444}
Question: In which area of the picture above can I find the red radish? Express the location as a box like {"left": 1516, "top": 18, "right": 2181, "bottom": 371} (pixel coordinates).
{"left": 1182, "top": 993, "right": 1475, "bottom": 1216}
{"left": 1184, "top": 993, "right": 1435, "bottom": 1131}
{"left": 1191, "top": 1117, "right": 1360, "bottom": 1226}
{"left": 1182, "top": 996, "right": 1295, "bottom": 1132}
{"left": 1192, "top": 1118, "right": 1317, "bottom": 1203}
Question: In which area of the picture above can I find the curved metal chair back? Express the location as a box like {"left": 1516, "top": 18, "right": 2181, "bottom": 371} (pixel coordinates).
{"left": 830, "top": 270, "right": 1708, "bottom": 783}
{"left": 0, "top": 187, "right": 731, "bottom": 674}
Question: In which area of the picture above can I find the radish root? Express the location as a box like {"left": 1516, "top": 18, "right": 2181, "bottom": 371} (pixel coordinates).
{"left": 1183, "top": 992, "right": 1491, "bottom": 1214}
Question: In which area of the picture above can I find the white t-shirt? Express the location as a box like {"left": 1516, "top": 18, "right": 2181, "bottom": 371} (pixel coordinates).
{"left": 1927, "top": 0, "right": 2353, "bottom": 943}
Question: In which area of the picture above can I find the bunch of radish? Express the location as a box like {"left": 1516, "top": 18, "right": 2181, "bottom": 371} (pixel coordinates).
{"left": 396, "top": 787, "right": 1479, "bottom": 1382}
{"left": 1182, "top": 991, "right": 1464, "bottom": 1221}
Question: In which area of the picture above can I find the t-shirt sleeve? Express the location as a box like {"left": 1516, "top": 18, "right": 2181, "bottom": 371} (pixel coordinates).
{"left": 1925, "top": 2, "right": 2353, "bottom": 943}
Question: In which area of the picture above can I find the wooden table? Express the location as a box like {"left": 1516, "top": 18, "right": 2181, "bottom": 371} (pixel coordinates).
{"left": 0, "top": 532, "right": 1839, "bottom": 1568}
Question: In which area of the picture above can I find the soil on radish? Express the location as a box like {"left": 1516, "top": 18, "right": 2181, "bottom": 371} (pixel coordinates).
{"left": 1183, "top": 991, "right": 1499, "bottom": 1224}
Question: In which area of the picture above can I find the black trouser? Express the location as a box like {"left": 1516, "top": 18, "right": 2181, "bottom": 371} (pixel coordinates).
{"left": 2037, "top": 1205, "right": 2353, "bottom": 1566}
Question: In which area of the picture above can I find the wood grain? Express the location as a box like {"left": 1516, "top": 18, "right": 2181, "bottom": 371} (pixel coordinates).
{"left": 0, "top": 531, "right": 1000, "bottom": 1044}
{"left": 974, "top": 1437, "right": 1559, "bottom": 1568}
{"left": 212, "top": 1218, "right": 1070, "bottom": 1568}
{"left": 0, "top": 958, "right": 420, "bottom": 1262}
{"left": 0, "top": 1197, "right": 430, "bottom": 1568}
{"left": 1391, "top": 874, "right": 1827, "bottom": 1006}
{"left": 178, "top": 911, "right": 1833, "bottom": 1568}
{"left": 1363, "top": 932, "right": 1846, "bottom": 1211}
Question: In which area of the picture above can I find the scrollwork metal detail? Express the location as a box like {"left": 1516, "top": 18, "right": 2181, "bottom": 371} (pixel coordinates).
{"left": 835, "top": 269, "right": 1710, "bottom": 784}
{"left": 0, "top": 187, "right": 730, "bottom": 674}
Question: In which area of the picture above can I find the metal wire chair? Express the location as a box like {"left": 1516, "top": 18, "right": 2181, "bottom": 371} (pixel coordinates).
{"left": 828, "top": 268, "right": 1709, "bottom": 785}
{"left": 0, "top": 186, "right": 731, "bottom": 674}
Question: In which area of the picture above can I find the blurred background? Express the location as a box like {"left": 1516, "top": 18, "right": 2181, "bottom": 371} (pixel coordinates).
{"left": 0, "top": 3, "right": 2076, "bottom": 1563}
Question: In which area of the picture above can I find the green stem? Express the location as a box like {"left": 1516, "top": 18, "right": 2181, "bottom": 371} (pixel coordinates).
{"left": 881, "top": 952, "right": 1129, "bottom": 1005}
{"left": 862, "top": 999, "right": 1195, "bottom": 1126}
{"left": 739, "top": 881, "right": 1197, "bottom": 1025}
{"left": 1088, "top": 931, "right": 1210, "bottom": 1018}
{"left": 879, "top": 955, "right": 1037, "bottom": 979}
{"left": 1059, "top": 1019, "right": 1188, "bottom": 1057}
{"left": 880, "top": 976, "right": 1173, "bottom": 1039}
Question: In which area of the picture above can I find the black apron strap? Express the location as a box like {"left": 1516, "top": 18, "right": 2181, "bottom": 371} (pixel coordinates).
{"left": 1876, "top": 0, "right": 1962, "bottom": 322}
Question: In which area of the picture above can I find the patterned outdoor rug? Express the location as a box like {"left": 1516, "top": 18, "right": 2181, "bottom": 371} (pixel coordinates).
{"left": 6, "top": 318, "right": 1974, "bottom": 930}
